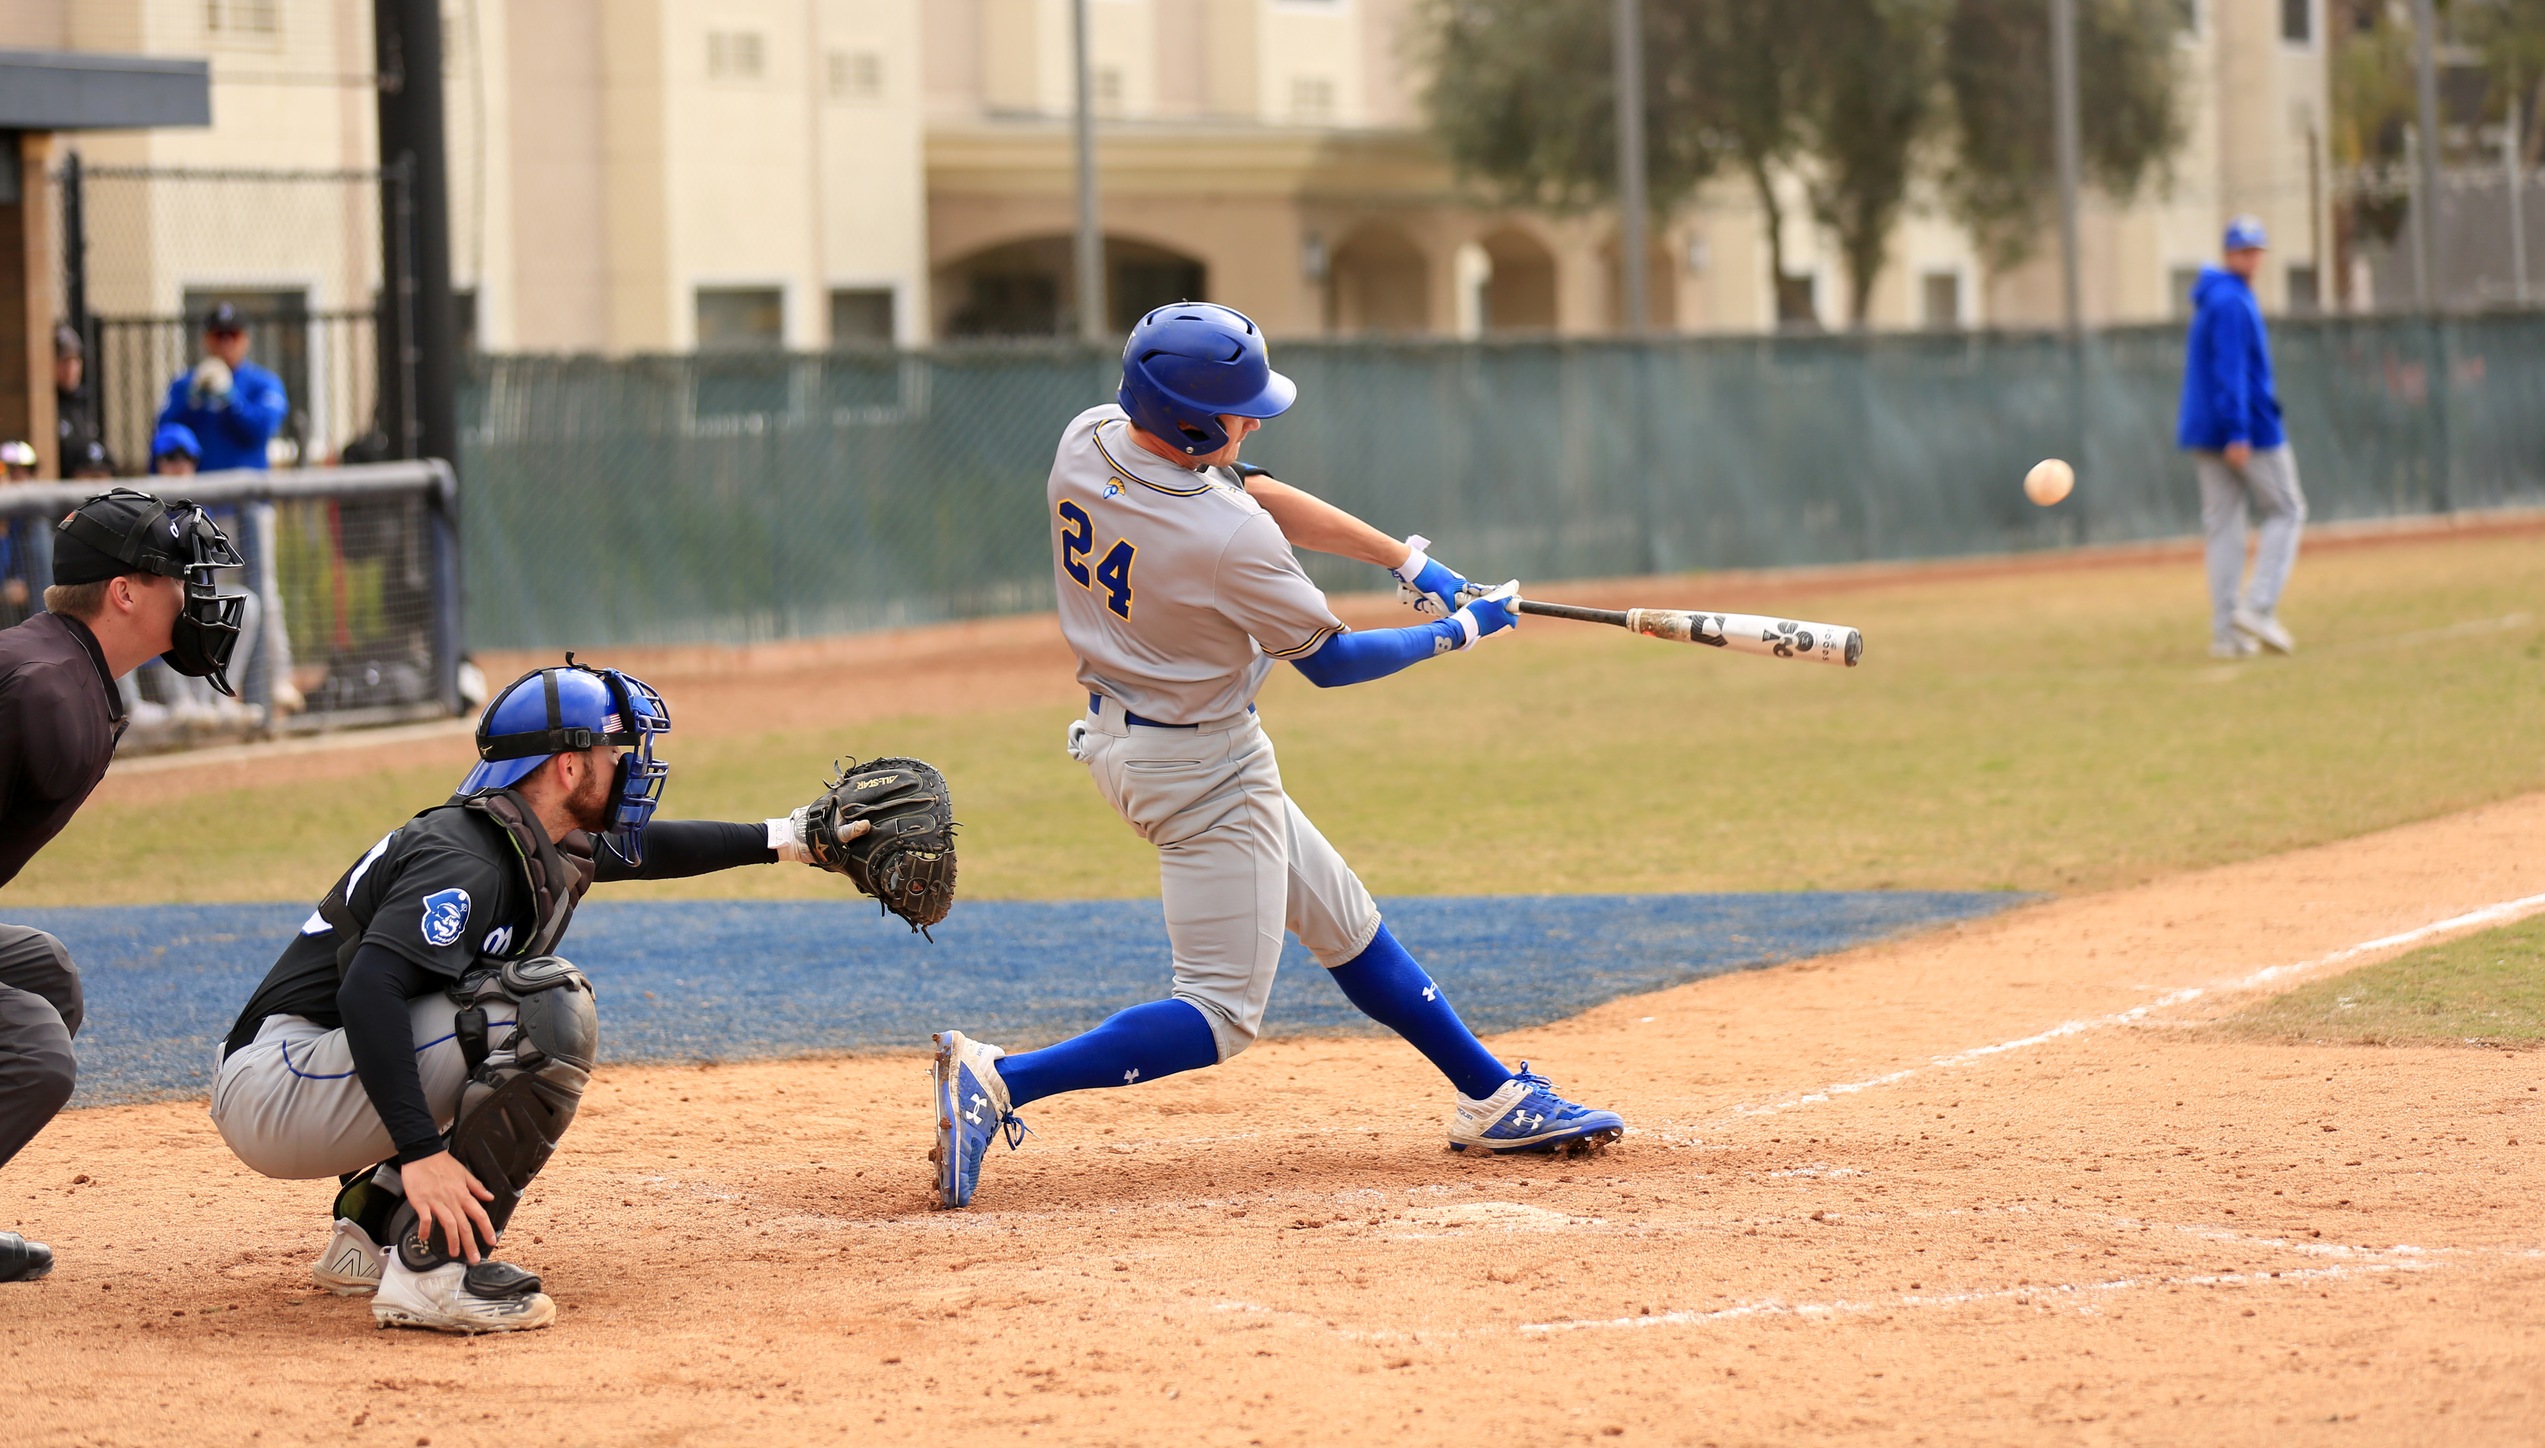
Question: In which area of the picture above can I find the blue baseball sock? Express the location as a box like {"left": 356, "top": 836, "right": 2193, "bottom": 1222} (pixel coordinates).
{"left": 998, "top": 998, "right": 1221, "bottom": 1109}
{"left": 1326, "top": 924, "right": 1511, "bottom": 1099}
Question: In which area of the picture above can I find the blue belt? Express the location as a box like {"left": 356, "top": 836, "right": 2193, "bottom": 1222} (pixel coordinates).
{"left": 1090, "top": 693, "right": 1254, "bottom": 730}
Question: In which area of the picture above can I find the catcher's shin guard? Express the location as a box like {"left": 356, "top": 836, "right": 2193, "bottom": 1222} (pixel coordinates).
{"left": 394, "top": 956, "right": 597, "bottom": 1270}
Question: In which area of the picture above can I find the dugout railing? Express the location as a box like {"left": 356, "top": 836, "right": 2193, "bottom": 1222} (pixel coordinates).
{"left": 0, "top": 461, "right": 462, "bottom": 752}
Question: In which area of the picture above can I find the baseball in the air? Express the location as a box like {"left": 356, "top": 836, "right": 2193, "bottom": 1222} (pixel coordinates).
{"left": 2024, "top": 457, "right": 2075, "bottom": 507}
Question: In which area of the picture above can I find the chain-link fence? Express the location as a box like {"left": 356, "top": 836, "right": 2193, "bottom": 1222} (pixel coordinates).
{"left": 456, "top": 313, "right": 2545, "bottom": 650}
{"left": 0, "top": 464, "right": 460, "bottom": 753}
{"left": 54, "top": 161, "right": 404, "bottom": 474}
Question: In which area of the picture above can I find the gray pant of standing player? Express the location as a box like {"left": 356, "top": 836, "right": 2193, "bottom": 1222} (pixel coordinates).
{"left": 0, "top": 924, "right": 82, "bottom": 1171}
{"left": 211, "top": 996, "right": 488, "bottom": 1181}
{"left": 2195, "top": 445, "right": 2307, "bottom": 644}
{"left": 1074, "top": 702, "right": 1384, "bottom": 1063}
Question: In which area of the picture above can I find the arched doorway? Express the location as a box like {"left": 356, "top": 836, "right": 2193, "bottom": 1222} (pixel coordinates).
{"left": 934, "top": 235, "right": 1208, "bottom": 338}
{"left": 1326, "top": 225, "right": 1431, "bottom": 335}
{"left": 1478, "top": 226, "right": 1558, "bottom": 333}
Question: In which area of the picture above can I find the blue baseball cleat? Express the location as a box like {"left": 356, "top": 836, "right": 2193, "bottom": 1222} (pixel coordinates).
{"left": 931, "top": 1030, "right": 1026, "bottom": 1208}
{"left": 1446, "top": 1064, "right": 1625, "bottom": 1156}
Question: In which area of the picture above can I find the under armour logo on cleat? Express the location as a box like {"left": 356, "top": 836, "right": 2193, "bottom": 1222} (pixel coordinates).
{"left": 1512, "top": 1111, "right": 1546, "bottom": 1131}
{"left": 1123, "top": 1068, "right": 1141, "bottom": 1083}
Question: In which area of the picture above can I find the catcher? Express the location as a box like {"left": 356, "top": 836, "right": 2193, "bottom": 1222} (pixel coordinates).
{"left": 208, "top": 659, "right": 954, "bottom": 1334}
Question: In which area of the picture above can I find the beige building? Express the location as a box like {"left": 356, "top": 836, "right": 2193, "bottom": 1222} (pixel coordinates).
{"left": 924, "top": 0, "right": 2333, "bottom": 336}
{"left": 5, "top": 0, "right": 2333, "bottom": 352}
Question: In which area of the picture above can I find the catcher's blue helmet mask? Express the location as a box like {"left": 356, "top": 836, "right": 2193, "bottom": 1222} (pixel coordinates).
{"left": 459, "top": 656, "right": 672, "bottom": 862}
{"left": 1116, "top": 301, "right": 1295, "bottom": 457}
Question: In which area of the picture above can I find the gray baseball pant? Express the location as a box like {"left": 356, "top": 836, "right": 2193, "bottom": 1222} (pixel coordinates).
{"left": 2194, "top": 445, "right": 2307, "bottom": 642}
{"left": 0, "top": 925, "right": 82, "bottom": 1171}
{"left": 1075, "top": 703, "right": 1383, "bottom": 1062}
{"left": 210, "top": 996, "right": 498, "bottom": 1181}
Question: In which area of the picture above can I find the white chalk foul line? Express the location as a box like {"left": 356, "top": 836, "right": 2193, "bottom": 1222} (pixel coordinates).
{"left": 1518, "top": 1256, "right": 2442, "bottom": 1336}
{"left": 1731, "top": 890, "right": 2545, "bottom": 1120}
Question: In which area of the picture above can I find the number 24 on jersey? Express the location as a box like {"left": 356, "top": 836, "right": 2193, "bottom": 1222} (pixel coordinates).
{"left": 1057, "top": 500, "right": 1136, "bottom": 619}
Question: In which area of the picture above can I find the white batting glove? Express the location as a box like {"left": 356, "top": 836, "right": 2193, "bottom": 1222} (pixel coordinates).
{"left": 190, "top": 356, "right": 234, "bottom": 407}
{"left": 1391, "top": 535, "right": 1473, "bottom": 617}
{"left": 1446, "top": 580, "right": 1521, "bottom": 649}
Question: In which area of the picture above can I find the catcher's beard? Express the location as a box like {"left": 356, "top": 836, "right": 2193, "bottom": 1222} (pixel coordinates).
{"left": 564, "top": 749, "right": 616, "bottom": 835}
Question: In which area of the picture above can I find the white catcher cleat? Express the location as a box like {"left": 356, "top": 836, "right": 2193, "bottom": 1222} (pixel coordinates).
{"left": 310, "top": 1218, "right": 384, "bottom": 1295}
{"left": 372, "top": 1252, "right": 556, "bottom": 1334}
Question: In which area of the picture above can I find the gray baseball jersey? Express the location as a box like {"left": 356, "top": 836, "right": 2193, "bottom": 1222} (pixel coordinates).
{"left": 1046, "top": 404, "right": 1343, "bottom": 725}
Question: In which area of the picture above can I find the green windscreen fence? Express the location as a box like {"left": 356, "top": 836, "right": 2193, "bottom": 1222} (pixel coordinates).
{"left": 457, "top": 314, "right": 2545, "bottom": 649}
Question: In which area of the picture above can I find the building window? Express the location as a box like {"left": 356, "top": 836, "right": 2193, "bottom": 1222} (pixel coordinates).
{"left": 2286, "top": 264, "right": 2320, "bottom": 314}
{"left": 1920, "top": 271, "right": 1962, "bottom": 330}
{"left": 2281, "top": 0, "right": 2311, "bottom": 43}
{"left": 2169, "top": 265, "right": 2203, "bottom": 319}
{"left": 828, "top": 51, "right": 883, "bottom": 101}
{"left": 829, "top": 288, "right": 896, "bottom": 346}
{"left": 708, "top": 31, "right": 766, "bottom": 81}
{"left": 205, "top": 0, "right": 280, "bottom": 38}
{"left": 2172, "top": 0, "right": 2200, "bottom": 34}
{"left": 1095, "top": 65, "right": 1125, "bottom": 113}
{"left": 697, "top": 288, "right": 784, "bottom": 351}
{"left": 1290, "top": 76, "right": 1335, "bottom": 124}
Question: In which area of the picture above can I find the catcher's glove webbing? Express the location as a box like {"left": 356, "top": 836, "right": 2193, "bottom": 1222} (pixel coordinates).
{"left": 800, "top": 757, "right": 957, "bottom": 935}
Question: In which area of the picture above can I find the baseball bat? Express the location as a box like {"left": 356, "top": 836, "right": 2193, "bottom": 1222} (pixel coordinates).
{"left": 1517, "top": 599, "right": 1863, "bottom": 667}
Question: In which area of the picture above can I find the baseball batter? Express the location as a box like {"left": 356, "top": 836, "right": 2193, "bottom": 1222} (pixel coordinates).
{"left": 931, "top": 303, "right": 1622, "bottom": 1207}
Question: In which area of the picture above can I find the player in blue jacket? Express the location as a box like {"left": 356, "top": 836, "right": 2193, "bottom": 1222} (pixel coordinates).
{"left": 2177, "top": 217, "right": 2305, "bottom": 658}
{"left": 156, "top": 303, "right": 289, "bottom": 473}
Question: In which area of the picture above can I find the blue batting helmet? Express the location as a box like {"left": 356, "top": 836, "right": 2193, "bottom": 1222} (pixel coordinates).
{"left": 459, "top": 658, "right": 672, "bottom": 859}
{"left": 2223, "top": 215, "right": 2268, "bottom": 252}
{"left": 1115, "top": 302, "right": 1296, "bottom": 457}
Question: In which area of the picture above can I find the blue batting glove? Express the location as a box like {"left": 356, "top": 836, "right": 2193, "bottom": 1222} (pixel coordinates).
{"left": 1391, "top": 535, "right": 1472, "bottom": 617}
{"left": 1450, "top": 580, "right": 1521, "bottom": 648}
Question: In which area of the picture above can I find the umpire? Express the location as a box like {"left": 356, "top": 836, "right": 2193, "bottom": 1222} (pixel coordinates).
{"left": 0, "top": 488, "right": 246, "bottom": 1282}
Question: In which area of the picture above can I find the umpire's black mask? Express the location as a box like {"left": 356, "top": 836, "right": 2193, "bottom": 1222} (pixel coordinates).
{"left": 55, "top": 487, "right": 250, "bottom": 696}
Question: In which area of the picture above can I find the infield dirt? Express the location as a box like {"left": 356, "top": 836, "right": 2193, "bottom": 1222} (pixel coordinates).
{"left": 12, "top": 790, "right": 2542, "bottom": 1446}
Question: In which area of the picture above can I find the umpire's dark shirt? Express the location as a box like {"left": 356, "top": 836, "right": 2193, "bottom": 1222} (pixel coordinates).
{"left": 0, "top": 612, "right": 125, "bottom": 888}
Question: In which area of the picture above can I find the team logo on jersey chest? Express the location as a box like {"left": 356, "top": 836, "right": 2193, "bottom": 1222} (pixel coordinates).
{"left": 420, "top": 888, "right": 472, "bottom": 947}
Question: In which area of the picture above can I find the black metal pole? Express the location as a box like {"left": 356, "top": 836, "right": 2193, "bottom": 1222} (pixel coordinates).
{"left": 58, "top": 150, "right": 95, "bottom": 475}
{"left": 374, "top": 0, "right": 458, "bottom": 470}
{"left": 61, "top": 151, "right": 87, "bottom": 343}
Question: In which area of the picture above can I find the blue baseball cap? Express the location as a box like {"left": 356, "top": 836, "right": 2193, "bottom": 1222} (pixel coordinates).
{"left": 2223, "top": 216, "right": 2268, "bottom": 252}
{"left": 152, "top": 422, "right": 202, "bottom": 462}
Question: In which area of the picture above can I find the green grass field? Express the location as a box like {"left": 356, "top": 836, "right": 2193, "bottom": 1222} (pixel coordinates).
{"left": 2223, "top": 913, "right": 2545, "bottom": 1048}
{"left": 11, "top": 531, "right": 2543, "bottom": 908}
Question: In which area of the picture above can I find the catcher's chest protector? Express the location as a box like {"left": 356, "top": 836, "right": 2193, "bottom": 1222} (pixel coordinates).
{"left": 315, "top": 790, "right": 597, "bottom": 977}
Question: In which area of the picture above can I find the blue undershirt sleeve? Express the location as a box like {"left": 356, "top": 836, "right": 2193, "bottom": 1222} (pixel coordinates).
{"left": 1288, "top": 619, "right": 1464, "bottom": 689}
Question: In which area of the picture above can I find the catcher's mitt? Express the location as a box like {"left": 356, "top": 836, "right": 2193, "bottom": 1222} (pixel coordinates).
{"left": 799, "top": 757, "right": 957, "bottom": 935}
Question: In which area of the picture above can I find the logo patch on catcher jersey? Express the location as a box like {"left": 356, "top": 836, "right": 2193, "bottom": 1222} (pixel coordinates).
{"left": 420, "top": 888, "right": 472, "bottom": 947}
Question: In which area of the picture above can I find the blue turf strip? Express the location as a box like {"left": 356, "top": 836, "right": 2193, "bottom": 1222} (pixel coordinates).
{"left": 13, "top": 892, "right": 2026, "bottom": 1106}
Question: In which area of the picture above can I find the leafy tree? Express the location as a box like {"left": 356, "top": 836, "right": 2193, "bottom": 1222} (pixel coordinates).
{"left": 2460, "top": 0, "right": 2545, "bottom": 168}
{"left": 1938, "top": 0, "right": 2187, "bottom": 273}
{"left": 1420, "top": 0, "right": 2185, "bottom": 322}
{"left": 1421, "top": 0, "right": 1820, "bottom": 322}
{"left": 1801, "top": 0, "right": 1946, "bottom": 325}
